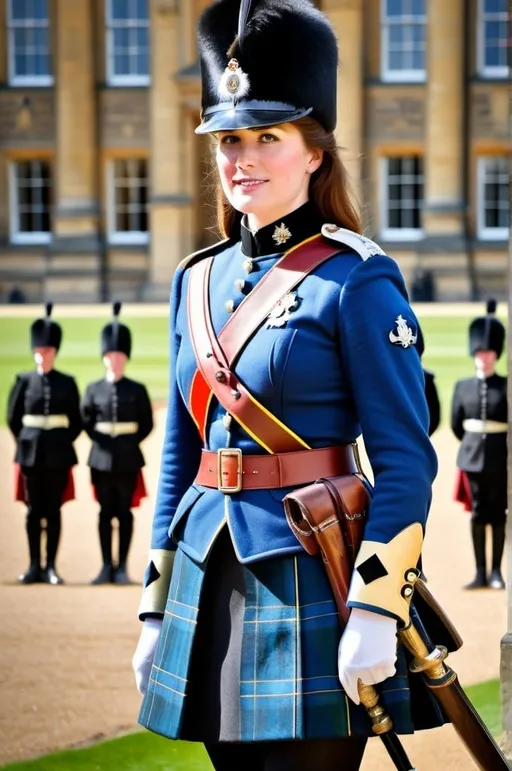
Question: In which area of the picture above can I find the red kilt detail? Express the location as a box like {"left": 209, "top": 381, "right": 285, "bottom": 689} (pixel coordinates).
{"left": 14, "top": 463, "right": 75, "bottom": 504}
{"left": 91, "top": 469, "right": 148, "bottom": 509}
{"left": 454, "top": 468, "right": 472, "bottom": 512}
{"left": 132, "top": 469, "right": 148, "bottom": 507}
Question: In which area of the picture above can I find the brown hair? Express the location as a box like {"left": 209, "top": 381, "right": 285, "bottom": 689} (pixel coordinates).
{"left": 215, "top": 116, "right": 362, "bottom": 238}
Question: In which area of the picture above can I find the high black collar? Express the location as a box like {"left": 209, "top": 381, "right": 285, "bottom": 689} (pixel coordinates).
{"left": 240, "top": 201, "right": 323, "bottom": 258}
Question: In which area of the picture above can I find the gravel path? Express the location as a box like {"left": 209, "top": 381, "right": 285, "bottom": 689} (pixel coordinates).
{"left": 0, "top": 417, "right": 507, "bottom": 769}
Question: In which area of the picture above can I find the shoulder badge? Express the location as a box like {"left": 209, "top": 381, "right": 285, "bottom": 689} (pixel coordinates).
{"left": 389, "top": 315, "right": 417, "bottom": 349}
{"left": 321, "top": 224, "right": 385, "bottom": 262}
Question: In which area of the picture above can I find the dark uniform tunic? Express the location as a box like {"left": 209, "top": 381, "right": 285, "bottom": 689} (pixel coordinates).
{"left": 81, "top": 377, "right": 153, "bottom": 471}
{"left": 451, "top": 373, "right": 507, "bottom": 524}
{"left": 8, "top": 369, "right": 81, "bottom": 469}
{"left": 81, "top": 376, "right": 153, "bottom": 572}
{"left": 7, "top": 369, "right": 81, "bottom": 570}
{"left": 424, "top": 368, "right": 440, "bottom": 436}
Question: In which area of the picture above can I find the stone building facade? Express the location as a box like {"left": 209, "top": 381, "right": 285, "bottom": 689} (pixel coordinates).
{"left": 0, "top": 0, "right": 509, "bottom": 302}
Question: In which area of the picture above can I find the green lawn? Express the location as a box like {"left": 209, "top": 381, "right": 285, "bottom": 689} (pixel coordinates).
{"left": 0, "top": 312, "right": 507, "bottom": 427}
{"left": 0, "top": 680, "right": 502, "bottom": 770}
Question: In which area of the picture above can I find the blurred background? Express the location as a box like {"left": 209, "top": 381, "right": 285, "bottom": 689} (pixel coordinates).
{"left": 0, "top": 0, "right": 508, "bottom": 306}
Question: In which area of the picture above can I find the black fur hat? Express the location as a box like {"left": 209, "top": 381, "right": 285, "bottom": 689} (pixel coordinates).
{"left": 195, "top": 0, "right": 338, "bottom": 134}
{"left": 469, "top": 299, "right": 505, "bottom": 359}
{"left": 101, "top": 301, "right": 132, "bottom": 358}
{"left": 30, "top": 302, "right": 62, "bottom": 351}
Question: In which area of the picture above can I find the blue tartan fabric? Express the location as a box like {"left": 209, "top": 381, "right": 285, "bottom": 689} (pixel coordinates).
{"left": 138, "top": 539, "right": 446, "bottom": 742}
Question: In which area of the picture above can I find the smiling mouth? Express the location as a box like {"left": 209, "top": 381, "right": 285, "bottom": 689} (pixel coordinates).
{"left": 233, "top": 179, "right": 268, "bottom": 188}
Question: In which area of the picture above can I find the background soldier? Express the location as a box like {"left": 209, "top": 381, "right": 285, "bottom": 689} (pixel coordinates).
{"left": 451, "top": 299, "right": 507, "bottom": 590}
{"left": 7, "top": 303, "right": 82, "bottom": 585}
{"left": 81, "top": 302, "right": 153, "bottom": 585}
{"left": 424, "top": 369, "right": 440, "bottom": 436}
{"left": 417, "top": 326, "right": 441, "bottom": 436}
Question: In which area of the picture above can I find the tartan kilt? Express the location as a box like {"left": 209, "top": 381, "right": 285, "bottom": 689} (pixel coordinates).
{"left": 139, "top": 528, "right": 447, "bottom": 743}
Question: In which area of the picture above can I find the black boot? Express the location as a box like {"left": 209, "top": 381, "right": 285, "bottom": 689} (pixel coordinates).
{"left": 18, "top": 564, "right": 43, "bottom": 584}
{"left": 43, "top": 513, "right": 64, "bottom": 585}
{"left": 464, "top": 523, "right": 488, "bottom": 589}
{"left": 91, "top": 514, "right": 114, "bottom": 585}
{"left": 91, "top": 564, "right": 114, "bottom": 585}
{"left": 43, "top": 565, "right": 64, "bottom": 585}
{"left": 18, "top": 514, "right": 42, "bottom": 584}
{"left": 112, "top": 564, "right": 133, "bottom": 585}
{"left": 489, "top": 525, "right": 506, "bottom": 589}
{"left": 113, "top": 512, "right": 134, "bottom": 585}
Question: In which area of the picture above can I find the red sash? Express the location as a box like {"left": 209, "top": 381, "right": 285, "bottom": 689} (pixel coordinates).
{"left": 187, "top": 234, "right": 342, "bottom": 453}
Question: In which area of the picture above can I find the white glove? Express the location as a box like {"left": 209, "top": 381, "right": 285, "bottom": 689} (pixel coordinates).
{"left": 132, "top": 618, "right": 163, "bottom": 695}
{"left": 338, "top": 607, "right": 397, "bottom": 704}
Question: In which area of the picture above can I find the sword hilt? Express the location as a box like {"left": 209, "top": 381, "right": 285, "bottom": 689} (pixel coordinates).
{"left": 399, "top": 623, "right": 456, "bottom": 683}
{"left": 357, "top": 680, "right": 394, "bottom": 735}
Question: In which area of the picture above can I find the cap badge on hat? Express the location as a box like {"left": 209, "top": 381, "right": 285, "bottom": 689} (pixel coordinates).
{"left": 218, "top": 58, "right": 250, "bottom": 102}
{"left": 272, "top": 222, "right": 292, "bottom": 246}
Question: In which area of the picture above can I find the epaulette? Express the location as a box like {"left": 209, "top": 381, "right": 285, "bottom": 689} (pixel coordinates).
{"left": 178, "top": 236, "right": 237, "bottom": 271}
{"left": 321, "top": 224, "right": 386, "bottom": 262}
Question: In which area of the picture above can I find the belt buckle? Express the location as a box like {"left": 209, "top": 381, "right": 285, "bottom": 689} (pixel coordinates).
{"left": 217, "top": 448, "right": 243, "bottom": 494}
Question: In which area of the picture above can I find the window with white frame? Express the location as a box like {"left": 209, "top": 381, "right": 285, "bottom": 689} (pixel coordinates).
{"left": 381, "top": 0, "right": 426, "bottom": 82}
{"left": 7, "top": 0, "right": 52, "bottom": 86}
{"left": 105, "top": 0, "right": 150, "bottom": 85}
{"left": 108, "top": 159, "right": 149, "bottom": 244}
{"left": 381, "top": 156, "right": 424, "bottom": 239}
{"left": 10, "top": 160, "right": 52, "bottom": 244}
{"left": 478, "top": 0, "right": 509, "bottom": 78}
{"left": 477, "top": 156, "right": 510, "bottom": 239}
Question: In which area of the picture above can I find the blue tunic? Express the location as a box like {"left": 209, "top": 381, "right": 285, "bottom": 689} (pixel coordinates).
{"left": 139, "top": 203, "right": 440, "bottom": 742}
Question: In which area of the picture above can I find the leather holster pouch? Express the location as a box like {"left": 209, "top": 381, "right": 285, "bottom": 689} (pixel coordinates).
{"left": 284, "top": 474, "right": 463, "bottom": 651}
{"left": 284, "top": 474, "right": 370, "bottom": 623}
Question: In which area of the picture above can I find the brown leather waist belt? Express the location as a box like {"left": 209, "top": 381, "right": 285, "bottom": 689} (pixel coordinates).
{"left": 195, "top": 445, "right": 359, "bottom": 494}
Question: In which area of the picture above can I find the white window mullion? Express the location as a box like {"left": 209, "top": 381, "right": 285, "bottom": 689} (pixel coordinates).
{"left": 10, "top": 160, "right": 52, "bottom": 245}
{"left": 477, "top": 156, "right": 510, "bottom": 240}
{"left": 106, "top": 0, "right": 150, "bottom": 86}
{"left": 380, "top": 156, "right": 424, "bottom": 241}
{"left": 381, "top": 0, "right": 426, "bottom": 83}
{"left": 7, "top": 0, "right": 53, "bottom": 86}
{"left": 478, "top": 0, "right": 509, "bottom": 78}
{"left": 106, "top": 162, "right": 116, "bottom": 241}
{"left": 107, "top": 159, "right": 149, "bottom": 245}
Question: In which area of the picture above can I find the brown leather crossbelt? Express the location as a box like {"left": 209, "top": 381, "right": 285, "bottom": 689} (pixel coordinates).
{"left": 195, "top": 444, "right": 359, "bottom": 494}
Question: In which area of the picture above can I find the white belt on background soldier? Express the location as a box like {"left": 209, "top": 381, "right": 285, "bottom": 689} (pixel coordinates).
{"left": 95, "top": 421, "right": 139, "bottom": 436}
{"left": 462, "top": 419, "right": 507, "bottom": 434}
{"left": 22, "top": 414, "right": 69, "bottom": 430}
